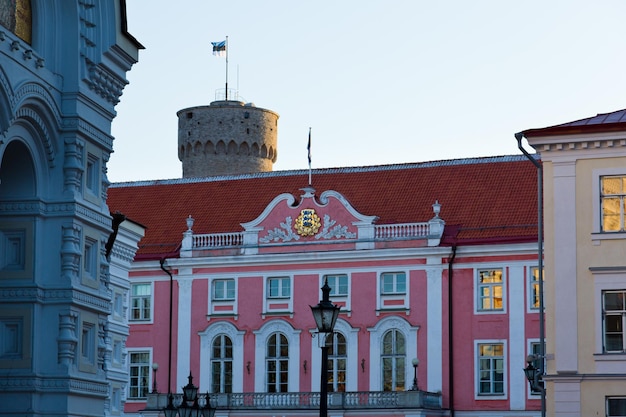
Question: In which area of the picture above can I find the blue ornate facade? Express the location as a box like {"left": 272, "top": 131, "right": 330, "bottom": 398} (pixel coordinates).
{"left": 0, "top": 1, "right": 141, "bottom": 416}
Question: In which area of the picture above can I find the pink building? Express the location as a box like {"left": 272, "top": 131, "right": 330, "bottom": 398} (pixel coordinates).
{"left": 108, "top": 155, "right": 542, "bottom": 417}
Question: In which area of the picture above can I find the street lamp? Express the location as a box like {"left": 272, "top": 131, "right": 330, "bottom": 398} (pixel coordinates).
{"left": 163, "top": 373, "right": 215, "bottom": 417}
{"left": 310, "top": 278, "right": 341, "bottom": 417}
{"left": 152, "top": 363, "right": 159, "bottom": 393}
{"left": 523, "top": 355, "right": 544, "bottom": 394}
{"left": 411, "top": 358, "right": 419, "bottom": 391}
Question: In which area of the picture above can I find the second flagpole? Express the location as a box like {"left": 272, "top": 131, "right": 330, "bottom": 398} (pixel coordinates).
{"left": 225, "top": 36, "right": 229, "bottom": 100}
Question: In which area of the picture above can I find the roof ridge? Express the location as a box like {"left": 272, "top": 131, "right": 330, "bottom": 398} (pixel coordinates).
{"left": 110, "top": 154, "right": 536, "bottom": 188}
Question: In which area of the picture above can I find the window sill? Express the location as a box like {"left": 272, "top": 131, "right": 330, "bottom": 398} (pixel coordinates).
{"left": 593, "top": 353, "right": 626, "bottom": 360}
{"left": 591, "top": 232, "right": 626, "bottom": 242}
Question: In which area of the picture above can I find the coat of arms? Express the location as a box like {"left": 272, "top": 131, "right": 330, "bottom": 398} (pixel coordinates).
{"left": 295, "top": 209, "right": 321, "bottom": 236}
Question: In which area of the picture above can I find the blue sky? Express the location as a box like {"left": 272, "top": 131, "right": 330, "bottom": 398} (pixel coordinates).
{"left": 109, "top": 1, "right": 626, "bottom": 182}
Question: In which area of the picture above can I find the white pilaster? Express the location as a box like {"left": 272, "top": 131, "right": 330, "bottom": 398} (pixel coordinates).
{"left": 553, "top": 161, "right": 578, "bottom": 373}
{"left": 508, "top": 264, "right": 526, "bottom": 409}
{"left": 176, "top": 271, "right": 193, "bottom": 390}
{"left": 426, "top": 258, "right": 443, "bottom": 393}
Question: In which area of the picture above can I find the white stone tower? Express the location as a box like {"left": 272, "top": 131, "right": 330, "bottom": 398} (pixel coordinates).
{"left": 177, "top": 100, "right": 279, "bottom": 177}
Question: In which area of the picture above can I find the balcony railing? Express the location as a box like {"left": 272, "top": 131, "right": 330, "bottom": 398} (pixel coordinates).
{"left": 191, "top": 222, "right": 432, "bottom": 250}
{"left": 145, "top": 390, "right": 442, "bottom": 412}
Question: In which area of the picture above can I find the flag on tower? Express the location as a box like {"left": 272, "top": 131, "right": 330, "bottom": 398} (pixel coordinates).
{"left": 211, "top": 40, "right": 226, "bottom": 57}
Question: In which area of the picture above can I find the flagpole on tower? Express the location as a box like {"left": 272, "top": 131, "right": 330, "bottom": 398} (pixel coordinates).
{"left": 225, "top": 36, "right": 229, "bottom": 100}
{"left": 307, "top": 127, "right": 312, "bottom": 186}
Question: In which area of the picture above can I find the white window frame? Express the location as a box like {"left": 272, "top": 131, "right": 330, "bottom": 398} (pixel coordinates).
{"left": 607, "top": 396, "right": 626, "bottom": 416}
{"left": 0, "top": 221, "right": 33, "bottom": 279}
{"left": 127, "top": 348, "right": 153, "bottom": 401}
{"left": 592, "top": 168, "right": 626, "bottom": 240}
{"left": 253, "top": 320, "right": 301, "bottom": 393}
{"left": 324, "top": 274, "right": 349, "bottom": 296}
{"left": 528, "top": 266, "right": 543, "bottom": 312}
{"left": 592, "top": 269, "right": 626, "bottom": 373}
{"left": 0, "top": 307, "right": 31, "bottom": 369}
{"left": 376, "top": 271, "right": 410, "bottom": 313}
{"left": 212, "top": 278, "right": 236, "bottom": 301}
{"left": 380, "top": 272, "right": 407, "bottom": 295}
{"left": 199, "top": 321, "right": 245, "bottom": 393}
{"left": 129, "top": 282, "right": 153, "bottom": 323}
{"left": 367, "top": 316, "right": 418, "bottom": 391}
{"left": 527, "top": 339, "right": 543, "bottom": 397}
{"left": 267, "top": 276, "right": 291, "bottom": 299}
{"left": 599, "top": 175, "right": 626, "bottom": 232}
{"left": 475, "top": 268, "right": 505, "bottom": 314}
{"left": 602, "top": 289, "right": 626, "bottom": 353}
{"left": 474, "top": 339, "right": 507, "bottom": 399}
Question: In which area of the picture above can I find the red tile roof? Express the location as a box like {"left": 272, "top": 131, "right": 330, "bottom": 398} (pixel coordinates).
{"left": 107, "top": 155, "right": 539, "bottom": 258}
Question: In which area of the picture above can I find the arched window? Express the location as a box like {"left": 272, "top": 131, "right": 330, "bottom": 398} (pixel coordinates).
{"left": 266, "top": 332, "right": 288, "bottom": 392}
{"left": 381, "top": 329, "right": 405, "bottom": 391}
{"left": 327, "top": 332, "right": 347, "bottom": 392}
{"left": 211, "top": 334, "right": 233, "bottom": 393}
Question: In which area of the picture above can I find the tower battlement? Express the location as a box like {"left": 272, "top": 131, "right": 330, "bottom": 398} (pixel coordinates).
{"left": 177, "top": 100, "right": 279, "bottom": 177}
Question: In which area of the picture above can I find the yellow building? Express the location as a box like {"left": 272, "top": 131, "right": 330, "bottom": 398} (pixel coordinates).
{"left": 521, "top": 109, "right": 626, "bottom": 417}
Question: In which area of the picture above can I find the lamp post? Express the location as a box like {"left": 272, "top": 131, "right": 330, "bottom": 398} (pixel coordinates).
{"left": 162, "top": 373, "right": 215, "bottom": 417}
{"left": 310, "top": 278, "right": 340, "bottom": 417}
{"left": 411, "top": 358, "right": 419, "bottom": 391}
{"left": 523, "top": 355, "right": 545, "bottom": 395}
{"left": 152, "top": 363, "right": 159, "bottom": 393}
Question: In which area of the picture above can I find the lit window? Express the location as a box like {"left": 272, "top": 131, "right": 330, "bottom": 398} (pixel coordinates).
{"left": 608, "top": 397, "right": 626, "bottom": 416}
{"left": 325, "top": 274, "right": 348, "bottom": 296}
{"left": 477, "top": 343, "right": 504, "bottom": 395}
{"left": 529, "top": 267, "right": 543, "bottom": 310}
{"left": 213, "top": 279, "right": 235, "bottom": 300}
{"left": 128, "top": 351, "right": 150, "bottom": 399}
{"left": 327, "top": 332, "right": 347, "bottom": 392}
{"left": 601, "top": 176, "right": 626, "bottom": 232}
{"left": 477, "top": 269, "right": 503, "bottom": 311}
{"left": 381, "top": 272, "right": 406, "bottom": 295}
{"left": 381, "top": 329, "right": 405, "bottom": 391}
{"left": 130, "top": 284, "right": 151, "bottom": 322}
{"left": 211, "top": 334, "right": 233, "bottom": 393}
{"left": 267, "top": 277, "right": 290, "bottom": 299}
{"left": 266, "top": 332, "right": 288, "bottom": 392}
{"left": 603, "top": 290, "right": 626, "bottom": 352}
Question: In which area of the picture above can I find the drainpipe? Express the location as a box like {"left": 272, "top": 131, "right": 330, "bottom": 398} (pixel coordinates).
{"left": 515, "top": 132, "right": 546, "bottom": 417}
{"left": 447, "top": 245, "right": 457, "bottom": 417}
{"left": 160, "top": 258, "right": 174, "bottom": 396}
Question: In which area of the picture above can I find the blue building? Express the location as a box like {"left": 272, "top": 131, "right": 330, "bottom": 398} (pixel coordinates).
{"left": 0, "top": 1, "right": 142, "bottom": 416}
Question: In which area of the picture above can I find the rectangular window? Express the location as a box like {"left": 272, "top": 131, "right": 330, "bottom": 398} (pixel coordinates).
{"left": 529, "top": 342, "right": 543, "bottom": 395}
{"left": 0, "top": 229, "right": 25, "bottom": 271}
{"left": 129, "top": 351, "right": 150, "bottom": 400}
{"left": 112, "top": 340, "right": 122, "bottom": 365}
{"left": 83, "top": 237, "right": 97, "bottom": 280}
{"left": 603, "top": 290, "right": 626, "bottom": 352}
{"left": 86, "top": 153, "right": 99, "bottom": 195}
{"left": 81, "top": 322, "right": 95, "bottom": 364}
{"left": 608, "top": 397, "right": 626, "bottom": 416}
{"left": 601, "top": 175, "right": 626, "bottom": 232}
{"left": 268, "top": 277, "right": 290, "bottom": 298}
{"left": 477, "top": 343, "right": 504, "bottom": 395}
{"left": 381, "top": 272, "right": 406, "bottom": 295}
{"left": 530, "top": 267, "right": 543, "bottom": 310}
{"left": 0, "top": 318, "right": 22, "bottom": 359}
{"left": 478, "top": 269, "right": 503, "bottom": 311}
{"left": 130, "top": 284, "right": 152, "bottom": 322}
{"left": 213, "top": 279, "right": 235, "bottom": 300}
{"left": 325, "top": 274, "right": 348, "bottom": 296}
